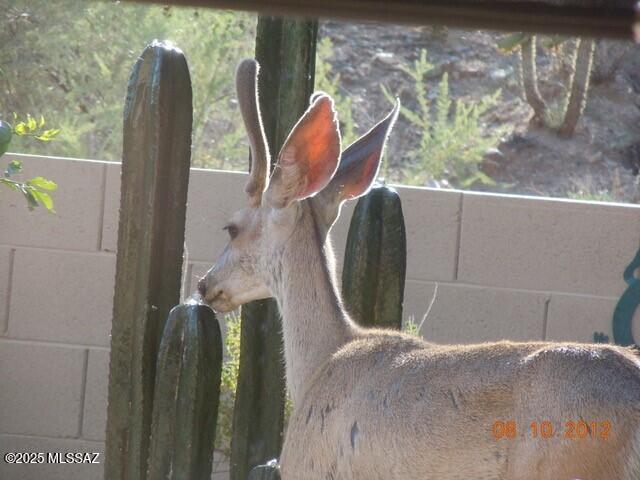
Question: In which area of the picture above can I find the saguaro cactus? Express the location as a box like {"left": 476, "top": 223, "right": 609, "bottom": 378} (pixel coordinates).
{"left": 342, "top": 184, "right": 407, "bottom": 330}
{"left": 147, "top": 303, "right": 223, "bottom": 480}
{"left": 519, "top": 36, "right": 548, "bottom": 125}
{"left": 104, "top": 40, "right": 193, "bottom": 480}
{"left": 558, "top": 38, "right": 596, "bottom": 137}
{"left": 501, "top": 33, "right": 595, "bottom": 136}
{"left": 230, "top": 16, "right": 318, "bottom": 480}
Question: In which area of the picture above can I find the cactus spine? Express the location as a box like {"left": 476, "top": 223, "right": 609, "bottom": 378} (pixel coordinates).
{"left": 147, "top": 303, "right": 223, "bottom": 480}
{"left": 342, "top": 184, "right": 407, "bottom": 330}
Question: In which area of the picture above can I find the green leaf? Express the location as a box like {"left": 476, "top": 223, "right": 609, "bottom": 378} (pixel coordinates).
{"left": 31, "top": 189, "right": 55, "bottom": 212}
{"left": 39, "top": 115, "right": 45, "bottom": 128}
{"left": 14, "top": 123, "right": 26, "bottom": 135}
{"left": 27, "top": 176, "right": 58, "bottom": 191}
{"left": 27, "top": 114, "right": 37, "bottom": 131}
{"left": 36, "top": 128, "right": 61, "bottom": 141}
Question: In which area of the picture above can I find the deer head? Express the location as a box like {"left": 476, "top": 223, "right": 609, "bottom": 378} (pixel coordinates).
{"left": 197, "top": 59, "right": 398, "bottom": 313}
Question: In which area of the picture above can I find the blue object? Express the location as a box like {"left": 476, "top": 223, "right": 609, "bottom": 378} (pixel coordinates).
{"left": 612, "top": 247, "right": 640, "bottom": 347}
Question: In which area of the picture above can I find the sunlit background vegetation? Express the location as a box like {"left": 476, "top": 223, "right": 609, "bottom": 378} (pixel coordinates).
{"left": 2, "top": 0, "right": 639, "bottom": 200}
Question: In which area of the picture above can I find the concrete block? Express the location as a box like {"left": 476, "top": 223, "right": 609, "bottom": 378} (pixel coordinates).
{"left": 545, "top": 294, "right": 634, "bottom": 343}
{"left": 458, "top": 192, "right": 640, "bottom": 297}
{"left": 8, "top": 249, "right": 115, "bottom": 346}
{"left": 212, "top": 469, "right": 230, "bottom": 480}
{"left": 0, "top": 434, "right": 104, "bottom": 480}
{"left": 211, "top": 450, "right": 230, "bottom": 480}
{"left": 0, "top": 341, "right": 86, "bottom": 437}
{"left": 104, "top": 167, "right": 461, "bottom": 283}
{"left": 103, "top": 166, "right": 248, "bottom": 262}
{"left": 82, "top": 350, "right": 109, "bottom": 441}
{"left": 0, "top": 154, "right": 106, "bottom": 251}
{"left": 0, "top": 247, "right": 13, "bottom": 333}
{"left": 330, "top": 186, "right": 461, "bottom": 283}
{"left": 398, "top": 186, "right": 461, "bottom": 282}
{"left": 185, "top": 168, "right": 248, "bottom": 262}
{"left": 414, "top": 282, "right": 547, "bottom": 344}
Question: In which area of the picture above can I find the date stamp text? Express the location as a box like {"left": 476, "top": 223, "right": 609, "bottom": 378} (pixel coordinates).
{"left": 492, "top": 420, "right": 611, "bottom": 440}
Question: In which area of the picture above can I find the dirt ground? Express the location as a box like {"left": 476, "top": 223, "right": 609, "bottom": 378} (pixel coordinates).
{"left": 320, "top": 21, "right": 640, "bottom": 202}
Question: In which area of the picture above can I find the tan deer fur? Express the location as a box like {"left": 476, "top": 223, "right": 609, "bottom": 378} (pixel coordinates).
{"left": 198, "top": 59, "right": 640, "bottom": 480}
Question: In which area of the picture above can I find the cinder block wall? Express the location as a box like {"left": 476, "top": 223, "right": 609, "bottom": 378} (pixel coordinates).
{"left": 1, "top": 153, "right": 639, "bottom": 479}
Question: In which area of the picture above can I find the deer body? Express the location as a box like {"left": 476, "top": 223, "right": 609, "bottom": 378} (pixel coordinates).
{"left": 283, "top": 332, "right": 640, "bottom": 480}
{"left": 199, "top": 59, "right": 640, "bottom": 479}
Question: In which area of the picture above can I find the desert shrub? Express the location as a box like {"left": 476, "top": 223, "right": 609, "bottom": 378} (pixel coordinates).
{"left": 382, "top": 49, "right": 503, "bottom": 188}
{"left": 1, "top": 1, "right": 255, "bottom": 169}
{"left": 2, "top": 4, "right": 359, "bottom": 171}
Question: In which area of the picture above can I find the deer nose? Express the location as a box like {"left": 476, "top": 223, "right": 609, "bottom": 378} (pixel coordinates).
{"left": 197, "top": 277, "right": 208, "bottom": 297}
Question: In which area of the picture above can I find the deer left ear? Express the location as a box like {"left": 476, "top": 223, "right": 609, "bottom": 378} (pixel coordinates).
{"left": 265, "top": 94, "right": 341, "bottom": 209}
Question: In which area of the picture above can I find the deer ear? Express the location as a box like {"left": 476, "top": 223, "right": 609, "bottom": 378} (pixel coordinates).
{"left": 265, "top": 94, "right": 341, "bottom": 209}
{"left": 312, "top": 99, "right": 400, "bottom": 228}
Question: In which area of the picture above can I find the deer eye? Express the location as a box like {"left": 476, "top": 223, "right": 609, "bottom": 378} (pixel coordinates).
{"left": 223, "top": 224, "right": 239, "bottom": 239}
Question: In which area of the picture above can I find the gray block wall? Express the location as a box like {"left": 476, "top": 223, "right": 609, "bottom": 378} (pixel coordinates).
{"left": 1, "top": 153, "right": 639, "bottom": 479}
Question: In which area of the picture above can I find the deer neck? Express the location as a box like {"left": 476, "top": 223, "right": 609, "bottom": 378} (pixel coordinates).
{"left": 268, "top": 202, "right": 358, "bottom": 404}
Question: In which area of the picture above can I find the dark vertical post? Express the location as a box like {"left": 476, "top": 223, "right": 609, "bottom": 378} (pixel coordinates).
{"left": 230, "top": 17, "right": 318, "bottom": 480}
{"left": 104, "top": 41, "right": 193, "bottom": 480}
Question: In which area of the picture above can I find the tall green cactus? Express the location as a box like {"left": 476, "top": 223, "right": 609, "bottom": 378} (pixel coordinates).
{"left": 147, "top": 303, "right": 223, "bottom": 480}
{"left": 230, "top": 16, "right": 318, "bottom": 480}
{"left": 342, "top": 184, "right": 407, "bottom": 330}
{"left": 105, "top": 40, "right": 193, "bottom": 480}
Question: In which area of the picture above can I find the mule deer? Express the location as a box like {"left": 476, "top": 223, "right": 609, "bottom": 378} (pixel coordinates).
{"left": 198, "top": 59, "right": 640, "bottom": 480}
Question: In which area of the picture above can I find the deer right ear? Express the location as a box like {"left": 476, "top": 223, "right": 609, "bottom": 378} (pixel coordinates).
{"left": 313, "top": 99, "right": 400, "bottom": 228}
